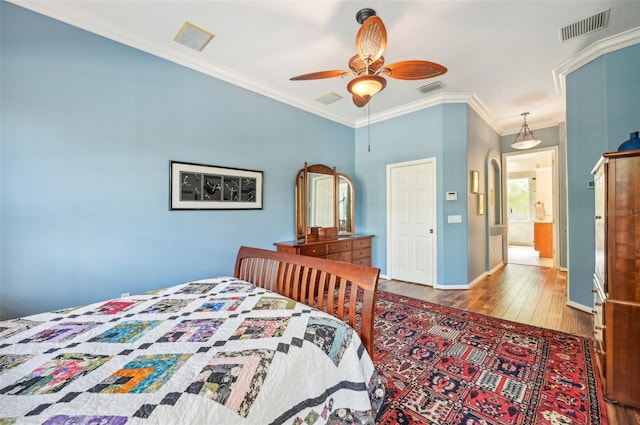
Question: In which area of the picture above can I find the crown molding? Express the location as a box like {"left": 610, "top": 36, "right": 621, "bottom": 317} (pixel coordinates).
{"left": 9, "top": 1, "right": 500, "bottom": 131}
{"left": 354, "top": 93, "right": 472, "bottom": 128}
{"left": 553, "top": 26, "right": 640, "bottom": 96}
{"left": 354, "top": 93, "right": 504, "bottom": 135}
{"left": 467, "top": 95, "right": 503, "bottom": 135}
{"left": 500, "top": 118, "right": 562, "bottom": 136}
{"left": 13, "top": 0, "right": 604, "bottom": 134}
{"left": 8, "top": 0, "right": 355, "bottom": 127}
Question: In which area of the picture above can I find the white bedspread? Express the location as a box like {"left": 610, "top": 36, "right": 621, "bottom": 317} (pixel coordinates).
{"left": 0, "top": 277, "right": 384, "bottom": 424}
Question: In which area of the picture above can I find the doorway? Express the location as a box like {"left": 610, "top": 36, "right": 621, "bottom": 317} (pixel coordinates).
{"left": 386, "top": 158, "right": 437, "bottom": 285}
{"left": 504, "top": 148, "right": 557, "bottom": 267}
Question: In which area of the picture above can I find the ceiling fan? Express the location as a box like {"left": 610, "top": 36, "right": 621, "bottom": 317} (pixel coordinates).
{"left": 290, "top": 8, "right": 447, "bottom": 108}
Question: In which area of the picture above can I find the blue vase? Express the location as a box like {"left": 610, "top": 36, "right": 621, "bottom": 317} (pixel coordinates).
{"left": 617, "top": 131, "right": 640, "bottom": 151}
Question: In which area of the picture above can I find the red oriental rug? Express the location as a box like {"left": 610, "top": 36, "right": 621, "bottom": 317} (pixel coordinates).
{"left": 372, "top": 291, "right": 608, "bottom": 425}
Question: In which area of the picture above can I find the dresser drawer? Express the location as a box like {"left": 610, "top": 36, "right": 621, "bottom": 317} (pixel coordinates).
{"left": 299, "top": 244, "right": 328, "bottom": 257}
{"left": 274, "top": 235, "right": 373, "bottom": 267}
{"left": 327, "top": 241, "right": 352, "bottom": 254}
{"left": 353, "top": 248, "right": 370, "bottom": 261}
{"left": 353, "top": 238, "right": 371, "bottom": 250}
{"left": 352, "top": 257, "right": 371, "bottom": 266}
{"left": 327, "top": 251, "right": 352, "bottom": 263}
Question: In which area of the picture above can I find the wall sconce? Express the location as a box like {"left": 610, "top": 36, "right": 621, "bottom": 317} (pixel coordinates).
{"left": 470, "top": 170, "right": 479, "bottom": 194}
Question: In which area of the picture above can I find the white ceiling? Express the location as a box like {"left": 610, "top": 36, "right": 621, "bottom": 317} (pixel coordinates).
{"left": 9, "top": 0, "right": 640, "bottom": 134}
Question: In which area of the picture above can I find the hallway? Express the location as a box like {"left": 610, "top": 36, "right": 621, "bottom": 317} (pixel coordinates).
{"left": 508, "top": 244, "right": 553, "bottom": 267}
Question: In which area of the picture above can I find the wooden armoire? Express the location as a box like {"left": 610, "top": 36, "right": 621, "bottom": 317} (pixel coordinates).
{"left": 592, "top": 150, "right": 640, "bottom": 408}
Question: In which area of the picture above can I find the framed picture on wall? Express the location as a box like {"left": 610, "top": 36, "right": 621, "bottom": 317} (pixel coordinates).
{"left": 170, "top": 161, "right": 263, "bottom": 210}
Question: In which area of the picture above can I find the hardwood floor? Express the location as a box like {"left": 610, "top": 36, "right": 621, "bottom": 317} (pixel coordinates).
{"left": 378, "top": 263, "right": 640, "bottom": 425}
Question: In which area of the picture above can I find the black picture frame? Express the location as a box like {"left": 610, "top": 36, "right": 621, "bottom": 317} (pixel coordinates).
{"left": 170, "top": 161, "right": 263, "bottom": 210}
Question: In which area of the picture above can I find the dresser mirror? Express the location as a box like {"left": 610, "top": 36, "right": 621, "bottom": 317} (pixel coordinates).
{"left": 295, "top": 163, "right": 355, "bottom": 240}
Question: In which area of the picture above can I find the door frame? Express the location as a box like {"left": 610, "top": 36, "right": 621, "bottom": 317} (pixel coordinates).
{"left": 386, "top": 157, "right": 438, "bottom": 284}
{"left": 502, "top": 146, "right": 559, "bottom": 268}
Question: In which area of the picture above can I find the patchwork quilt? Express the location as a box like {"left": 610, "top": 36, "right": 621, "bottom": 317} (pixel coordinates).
{"left": 0, "top": 277, "right": 385, "bottom": 425}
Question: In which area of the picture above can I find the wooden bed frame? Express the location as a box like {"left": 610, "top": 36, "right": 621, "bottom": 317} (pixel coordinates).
{"left": 234, "top": 246, "right": 380, "bottom": 359}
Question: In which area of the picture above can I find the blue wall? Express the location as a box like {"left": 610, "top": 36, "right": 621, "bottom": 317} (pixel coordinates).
{"left": 354, "top": 106, "right": 447, "bottom": 283}
{"left": 442, "top": 105, "right": 472, "bottom": 285}
{"left": 355, "top": 104, "right": 497, "bottom": 286}
{"left": 0, "top": 2, "right": 354, "bottom": 318}
{"left": 566, "top": 43, "right": 640, "bottom": 307}
{"left": 8, "top": 2, "right": 635, "bottom": 318}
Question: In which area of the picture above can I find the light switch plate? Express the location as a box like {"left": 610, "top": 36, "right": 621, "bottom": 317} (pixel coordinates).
{"left": 448, "top": 215, "right": 463, "bottom": 224}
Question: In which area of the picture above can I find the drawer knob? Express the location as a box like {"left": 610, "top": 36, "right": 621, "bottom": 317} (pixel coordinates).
{"left": 594, "top": 302, "right": 603, "bottom": 307}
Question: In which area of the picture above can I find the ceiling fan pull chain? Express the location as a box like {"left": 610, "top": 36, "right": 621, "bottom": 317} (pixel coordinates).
{"left": 367, "top": 104, "right": 371, "bottom": 152}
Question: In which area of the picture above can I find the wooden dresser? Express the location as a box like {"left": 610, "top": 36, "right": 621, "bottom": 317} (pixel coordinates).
{"left": 592, "top": 150, "right": 640, "bottom": 409}
{"left": 274, "top": 235, "right": 373, "bottom": 266}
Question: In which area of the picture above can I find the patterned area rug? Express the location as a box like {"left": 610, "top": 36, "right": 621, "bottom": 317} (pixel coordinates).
{"left": 373, "top": 291, "right": 607, "bottom": 425}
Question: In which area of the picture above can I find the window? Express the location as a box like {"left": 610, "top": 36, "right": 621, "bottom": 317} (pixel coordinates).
{"left": 507, "top": 177, "right": 530, "bottom": 221}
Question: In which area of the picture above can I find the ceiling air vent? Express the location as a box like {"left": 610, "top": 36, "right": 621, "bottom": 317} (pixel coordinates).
{"left": 560, "top": 9, "right": 610, "bottom": 42}
{"left": 315, "top": 92, "right": 343, "bottom": 105}
{"left": 174, "top": 22, "right": 214, "bottom": 51}
{"left": 416, "top": 81, "right": 445, "bottom": 95}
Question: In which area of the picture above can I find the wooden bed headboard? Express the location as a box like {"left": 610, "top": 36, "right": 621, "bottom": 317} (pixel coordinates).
{"left": 234, "top": 246, "right": 380, "bottom": 359}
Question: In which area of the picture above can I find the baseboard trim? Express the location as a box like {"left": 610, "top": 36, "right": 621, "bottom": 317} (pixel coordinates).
{"left": 433, "top": 283, "right": 470, "bottom": 290}
{"left": 383, "top": 269, "right": 498, "bottom": 290}
{"left": 468, "top": 272, "right": 488, "bottom": 288}
{"left": 566, "top": 300, "right": 592, "bottom": 314}
{"left": 487, "top": 262, "right": 505, "bottom": 275}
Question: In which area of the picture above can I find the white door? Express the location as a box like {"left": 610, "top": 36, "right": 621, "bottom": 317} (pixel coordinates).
{"left": 387, "top": 158, "right": 436, "bottom": 285}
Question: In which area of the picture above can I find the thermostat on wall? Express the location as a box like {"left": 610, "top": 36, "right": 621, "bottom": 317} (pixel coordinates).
{"left": 446, "top": 191, "right": 458, "bottom": 201}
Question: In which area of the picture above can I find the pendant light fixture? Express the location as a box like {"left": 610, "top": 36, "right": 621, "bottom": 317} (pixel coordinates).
{"left": 511, "top": 112, "right": 542, "bottom": 150}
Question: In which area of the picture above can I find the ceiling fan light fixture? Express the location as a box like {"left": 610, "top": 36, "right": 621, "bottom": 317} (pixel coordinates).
{"left": 511, "top": 112, "right": 542, "bottom": 150}
{"left": 289, "top": 9, "right": 446, "bottom": 109}
{"left": 347, "top": 75, "right": 386, "bottom": 98}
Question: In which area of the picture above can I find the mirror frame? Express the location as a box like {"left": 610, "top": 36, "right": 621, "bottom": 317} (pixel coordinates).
{"left": 336, "top": 172, "right": 355, "bottom": 235}
{"left": 295, "top": 163, "right": 355, "bottom": 240}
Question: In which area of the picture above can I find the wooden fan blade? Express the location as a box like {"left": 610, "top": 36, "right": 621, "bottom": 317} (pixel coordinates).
{"left": 381, "top": 60, "right": 447, "bottom": 80}
{"left": 352, "top": 94, "right": 371, "bottom": 108}
{"left": 356, "top": 16, "right": 387, "bottom": 63}
{"left": 290, "top": 70, "right": 349, "bottom": 81}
